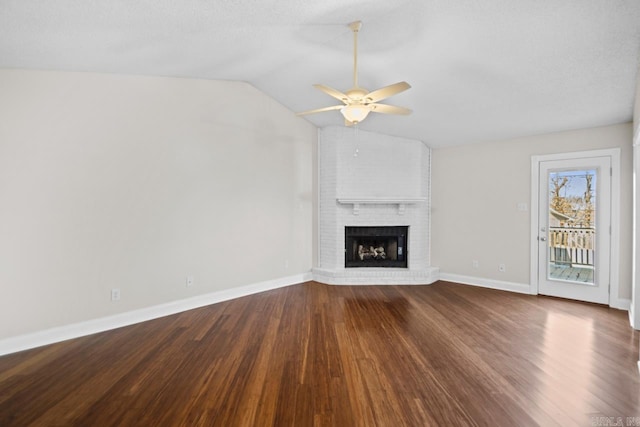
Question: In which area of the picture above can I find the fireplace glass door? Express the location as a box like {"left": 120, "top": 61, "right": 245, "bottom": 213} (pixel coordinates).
{"left": 345, "top": 226, "right": 408, "bottom": 268}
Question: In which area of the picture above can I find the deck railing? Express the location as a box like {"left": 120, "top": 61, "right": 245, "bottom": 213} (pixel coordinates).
{"left": 549, "top": 227, "right": 595, "bottom": 267}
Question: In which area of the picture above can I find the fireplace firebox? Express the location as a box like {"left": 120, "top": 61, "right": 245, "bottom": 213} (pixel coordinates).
{"left": 345, "top": 226, "right": 408, "bottom": 268}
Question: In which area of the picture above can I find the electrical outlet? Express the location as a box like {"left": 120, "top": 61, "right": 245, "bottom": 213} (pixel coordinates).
{"left": 186, "top": 276, "right": 194, "bottom": 287}
{"left": 472, "top": 260, "right": 479, "bottom": 268}
{"left": 111, "top": 288, "right": 121, "bottom": 301}
{"left": 498, "top": 264, "right": 506, "bottom": 272}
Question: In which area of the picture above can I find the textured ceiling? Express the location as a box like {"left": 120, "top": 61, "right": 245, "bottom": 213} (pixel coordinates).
{"left": 1, "top": 0, "right": 639, "bottom": 147}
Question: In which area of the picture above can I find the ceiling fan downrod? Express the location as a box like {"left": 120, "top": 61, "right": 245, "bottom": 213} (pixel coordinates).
{"left": 349, "top": 21, "right": 362, "bottom": 90}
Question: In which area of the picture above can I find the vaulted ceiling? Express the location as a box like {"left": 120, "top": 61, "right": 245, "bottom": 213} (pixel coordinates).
{"left": 1, "top": 0, "right": 639, "bottom": 147}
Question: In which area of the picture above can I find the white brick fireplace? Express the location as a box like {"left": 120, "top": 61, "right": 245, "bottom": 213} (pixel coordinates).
{"left": 312, "top": 126, "right": 439, "bottom": 285}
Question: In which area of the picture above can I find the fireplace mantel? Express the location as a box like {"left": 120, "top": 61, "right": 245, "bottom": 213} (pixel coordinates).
{"left": 337, "top": 197, "right": 427, "bottom": 215}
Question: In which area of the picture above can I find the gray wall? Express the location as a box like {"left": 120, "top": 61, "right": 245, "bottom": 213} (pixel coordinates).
{"left": 0, "top": 69, "right": 317, "bottom": 339}
{"left": 432, "top": 123, "right": 633, "bottom": 302}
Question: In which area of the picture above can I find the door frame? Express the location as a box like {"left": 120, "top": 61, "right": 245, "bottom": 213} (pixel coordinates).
{"left": 530, "top": 148, "right": 621, "bottom": 307}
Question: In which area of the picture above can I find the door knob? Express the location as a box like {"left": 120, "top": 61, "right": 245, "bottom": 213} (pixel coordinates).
{"left": 539, "top": 236, "right": 547, "bottom": 241}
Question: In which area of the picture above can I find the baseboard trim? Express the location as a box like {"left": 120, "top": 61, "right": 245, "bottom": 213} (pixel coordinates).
{"left": 438, "top": 273, "right": 532, "bottom": 295}
{"left": 610, "top": 297, "right": 631, "bottom": 311}
{"left": 0, "top": 272, "right": 312, "bottom": 357}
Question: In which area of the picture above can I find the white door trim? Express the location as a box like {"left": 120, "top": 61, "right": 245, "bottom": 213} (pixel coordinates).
{"left": 530, "top": 148, "right": 621, "bottom": 307}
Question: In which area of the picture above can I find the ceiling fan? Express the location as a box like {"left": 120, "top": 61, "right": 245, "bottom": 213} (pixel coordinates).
{"left": 297, "top": 20, "right": 412, "bottom": 126}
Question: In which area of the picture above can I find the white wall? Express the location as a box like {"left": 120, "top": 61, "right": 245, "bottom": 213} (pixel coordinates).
{"left": 632, "top": 65, "right": 640, "bottom": 328}
{"left": 634, "top": 68, "right": 640, "bottom": 138}
{"left": 432, "top": 123, "right": 633, "bottom": 301}
{"left": 0, "top": 69, "right": 316, "bottom": 340}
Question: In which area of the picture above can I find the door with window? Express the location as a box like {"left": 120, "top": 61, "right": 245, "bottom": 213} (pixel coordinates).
{"left": 536, "top": 156, "right": 611, "bottom": 304}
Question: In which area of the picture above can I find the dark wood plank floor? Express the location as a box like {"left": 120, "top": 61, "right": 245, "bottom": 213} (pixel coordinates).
{"left": 0, "top": 281, "right": 638, "bottom": 426}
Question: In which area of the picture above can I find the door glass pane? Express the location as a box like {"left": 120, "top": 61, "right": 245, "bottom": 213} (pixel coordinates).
{"left": 547, "top": 169, "right": 596, "bottom": 284}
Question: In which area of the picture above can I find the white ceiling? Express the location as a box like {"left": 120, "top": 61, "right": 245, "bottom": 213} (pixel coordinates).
{"left": 1, "top": 0, "right": 639, "bottom": 147}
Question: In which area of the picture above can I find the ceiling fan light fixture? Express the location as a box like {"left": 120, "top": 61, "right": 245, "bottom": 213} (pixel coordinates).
{"left": 296, "top": 20, "right": 411, "bottom": 126}
{"left": 340, "top": 105, "right": 370, "bottom": 123}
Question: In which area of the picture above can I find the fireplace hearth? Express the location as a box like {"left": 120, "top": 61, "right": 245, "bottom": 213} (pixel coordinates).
{"left": 345, "top": 226, "right": 408, "bottom": 268}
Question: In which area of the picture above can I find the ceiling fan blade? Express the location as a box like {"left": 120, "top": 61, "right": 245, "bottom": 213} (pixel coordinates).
{"left": 296, "top": 104, "right": 343, "bottom": 116}
{"left": 365, "top": 82, "right": 411, "bottom": 103}
{"left": 369, "top": 103, "right": 412, "bottom": 115}
{"left": 314, "top": 84, "right": 349, "bottom": 102}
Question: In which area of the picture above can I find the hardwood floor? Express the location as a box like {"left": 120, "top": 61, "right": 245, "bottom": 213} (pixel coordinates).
{"left": 0, "top": 281, "right": 638, "bottom": 426}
